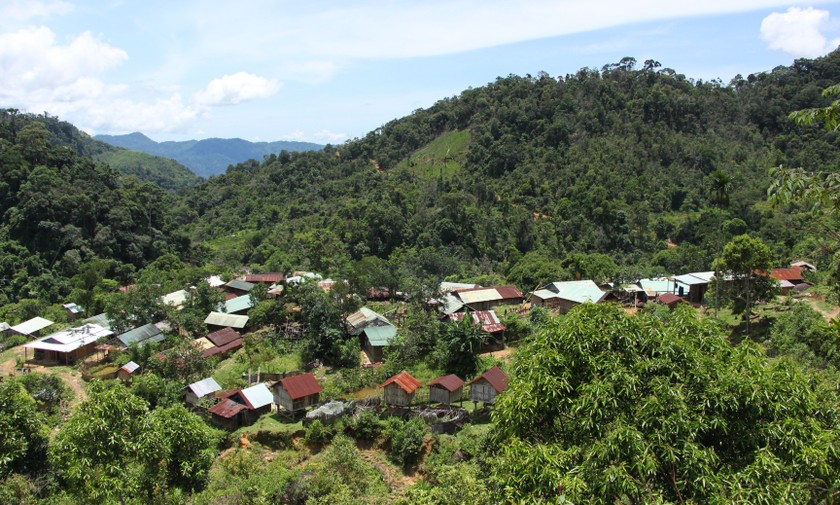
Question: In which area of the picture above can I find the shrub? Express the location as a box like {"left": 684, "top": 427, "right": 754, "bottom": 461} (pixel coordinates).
{"left": 385, "top": 417, "right": 427, "bottom": 467}
{"left": 304, "top": 420, "right": 337, "bottom": 446}
{"left": 350, "top": 409, "right": 382, "bottom": 442}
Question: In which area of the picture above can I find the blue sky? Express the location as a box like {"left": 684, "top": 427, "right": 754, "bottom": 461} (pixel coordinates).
{"left": 2, "top": 1, "right": 840, "bottom": 144}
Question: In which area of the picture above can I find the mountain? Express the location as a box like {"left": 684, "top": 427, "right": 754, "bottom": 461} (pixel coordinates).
{"left": 95, "top": 132, "right": 324, "bottom": 177}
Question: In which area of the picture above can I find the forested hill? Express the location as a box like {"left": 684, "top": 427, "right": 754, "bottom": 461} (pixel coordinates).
{"left": 178, "top": 51, "right": 840, "bottom": 285}
{"left": 95, "top": 132, "right": 323, "bottom": 178}
{"left": 0, "top": 111, "right": 201, "bottom": 192}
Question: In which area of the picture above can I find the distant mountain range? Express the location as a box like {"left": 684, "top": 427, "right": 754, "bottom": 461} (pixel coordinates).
{"left": 94, "top": 132, "right": 324, "bottom": 178}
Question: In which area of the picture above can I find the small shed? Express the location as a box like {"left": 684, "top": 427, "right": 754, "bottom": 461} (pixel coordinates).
{"left": 469, "top": 366, "right": 509, "bottom": 404}
{"left": 428, "top": 374, "right": 464, "bottom": 405}
{"left": 657, "top": 293, "right": 685, "bottom": 309}
{"left": 185, "top": 377, "right": 222, "bottom": 406}
{"left": 209, "top": 383, "right": 273, "bottom": 429}
{"left": 360, "top": 325, "right": 397, "bottom": 363}
{"left": 62, "top": 303, "right": 84, "bottom": 320}
{"left": 118, "top": 361, "right": 140, "bottom": 382}
{"left": 272, "top": 372, "right": 323, "bottom": 413}
{"left": 381, "top": 371, "right": 421, "bottom": 407}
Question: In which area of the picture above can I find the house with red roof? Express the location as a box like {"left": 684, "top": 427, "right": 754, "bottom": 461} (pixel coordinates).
{"left": 381, "top": 370, "right": 421, "bottom": 407}
{"left": 657, "top": 292, "right": 686, "bottom": 309}
{"left": 469, "top": 366, "right": 509, "bottom": 404}
{"left": 428, "top": 374, "right": 465, "bottom": 405}
{"left": 272, "top": 372, "right": 323, "bottom": 413}
{"left": 208, "top": 383, "right": 273, "bottom": 429}
{"left": 200, "top": 327, "right": 244, "bottom": 358}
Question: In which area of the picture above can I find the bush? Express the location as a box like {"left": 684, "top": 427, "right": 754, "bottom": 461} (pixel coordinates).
{"left": 305, "top": 420, "right": 338, "bottom": 446}
{"left": 350, "top": 409, "right": 382, "bottom": 442}
{"left": 385, "top": 417, "right": 427, "bottom": 467}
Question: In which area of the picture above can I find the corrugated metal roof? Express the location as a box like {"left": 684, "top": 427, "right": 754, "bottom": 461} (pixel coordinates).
{"left": 63, "top": 302, "right": 84, "bottom": 314}
{"left": 204, "top": 312, "right": 248, "bottom": 328}
{"left": 673, "top": 272, "right": 715, "bottom": 286}
{"left": 0, "top": 322, "right": 9, "bottom": 332}
{"left": 161, "top": 289, "right": 189, "bottom": 308}
{"left": 245, "top": 273, "right": 285, "bottom": 283}
{"left": 241, "top": 383, "right": 273, "bottom": 409}
{"left": 439, "top": 281, "right": 480, "bottom": 293}
{"left": 82, "top": 313, "right": 113, "bottom": 330}
{"left": 117, "top": 323, "right": 163, "bottom": 347}
{"left": 456, "top": 285, "right": 523, "bottom": 306}
{"left": 24, "top": 323, "right": 113, "bottom": 352}
{"left": 544, "top": 280, "right": 606, "bottom": 304}
{"left": 346, "top": 307, "right": 390, "bottom": 334}
{"left": 207, "top": 327, "right": 242, "bottom": 347}
{"left": 469, "top": 366, "right": 509, "bottom": 393}
{"left": 206, "top": 275, "right": 226, "bottom": 287}
{"left": 121, "top": 361, "right": 140, "bottom": 373}
{"left": 381, "top": 371, "right": 421, "bottom": 394}
{"left": 201, "top": 338, "right": 243, "bottom": 357}
{"left": 639, "top": 278, "right": 672, "bottom": 295}
{"left": 225, "top": 279, "right": 255, "bottom": 292}
{"left": 187, "top": 377, "right": 222, "bottom": 397}
{"left": 439, "top": 294, "right": 465, "bottom": 315}
{"left": 771, "top": 267, "right": 805, "bottom": 282}
{"left": 278, "top": 373, "right": 323, "bottom": 400}
{"left": 428, "top": 374, "right": 464, "bottom": 392}
{"left": 363, "top": 325, "right": 397, "bottom": 346}
{"left": 449, "top": 310, "right": 506, "bottom": 334}
{"left": 11, "top": 317, "right": 54, "bottom": 335}
{"left": 658, "top": 293, "right": 684, "bottom": 305}
{"left": 223, "top": 295, "right": 254, "bottom": 314}
{"left": 209, "top": 398, "right": 247, "bottom": 418}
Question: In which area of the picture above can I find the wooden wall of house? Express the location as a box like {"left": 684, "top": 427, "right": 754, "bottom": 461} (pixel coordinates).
{"left": 383, "top": 384, "right": 414, "bottom": 406}
{"left": 363, "top": 340, "right": 384, "bottom": 362}
{"left": 274, "top": 387, "right": 319, "bottom": 412}
{"left": 185, "top": 391, "right": 200, "bottom": 406}
{"left": 470, "top": 380, "right": 498, "bottom": 403}
{"left": 429, "top": 386, "right": 462, "bottom": 404}
{"left": 242, "top": 405, "right": 271, "bottom": 425}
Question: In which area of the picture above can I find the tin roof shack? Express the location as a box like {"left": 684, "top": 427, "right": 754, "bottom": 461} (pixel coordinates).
{"left": 771, "top": 267, "right": 807, "bottom": 294}
{"left": 672, "top": 272, "right": 715, "bottom": 304}
{"left": 453, "top": 285, "right": 524, "bottom": 312}
{"left": 10, "top": 317, "right": 54, "bottom": 338}
{"left": 244, "top": 273, "right": 285, "bottom": 284}
{"left": 347, "top": 307, "right": 398, "bottom": 363}
{"left": 224, "top": 279, "right": 255, "bottom": 297}
{"left": 62, "top": 303, "right": 84, "bottom": 320}
{"left": 209, "top": 383, "right": 273, "bottom": 429}
{"left": 185, "top": 377, "right": 222, "bottom": 407}
{"left": 222, "top": 295, "right": 254, "bottom": 315}
{"left": 381, "top": 371, "right": 421, "bottom": 407}
{"left": 446, "top": 310, "right": 506, "bottom": 352}
{"left": 23, "top": 323, "right": 113, "bottom": 364}
{"left": 529, "top": 280, "right": 608, "bottom": 313}
{"left": 428, "top": 374, "right": 464, "bottom": 405}
{"left": 118, "top": 361, "right": 140, "bottom": 382}
{"left": 116, "top": 323, "right": 165, "bottom": 349}
{"left": 657, "top": 293, "right": 686, "bottom": 309}
{"left": 272, "top": 373, "right": 323, "bottom": 414}
{"left": 201, "top": 327, "right": 244, "bottom": 358}
{"left": 469, "top": 366, "right": 509, "bottom": 405}
{"left": 161, "top": 289, "right": 189, "bottom": 310}
{"left": 205, "top": 312, "right": 248, "bottom": 332}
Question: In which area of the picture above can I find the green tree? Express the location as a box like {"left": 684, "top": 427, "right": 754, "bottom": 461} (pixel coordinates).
{"left": 434, "top": 313, "right": 485, "bottom": 378}
{"left": 716, "top": 234, "right": 775, "bottom": 337}
{"left": 0, "top": 381, "right": 49, "bottom": 477}
{"left": 708, "top": 169, "right": 733, "bottom": 315}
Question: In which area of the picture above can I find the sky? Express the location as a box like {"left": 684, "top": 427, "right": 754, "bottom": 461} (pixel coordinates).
{"left": 2, "top": 1, "right": 840, "bottom": 144}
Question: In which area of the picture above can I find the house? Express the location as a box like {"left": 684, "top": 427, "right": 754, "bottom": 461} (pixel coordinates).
{"left": 272, "top": 372, "right": 323, "bottom": 413}
{"left": 639, "top": 278, "right": 673, "bottom": 299}
{"left": 185, "top": 377, "right": 222, "bottom": 406}
{"left": 9, "top": 317, "right": 54, "bottom": 338}
{"left": 62, "top": 303, "right": 84, "bottom": 320}
{"left": 451, "top": 285, "right": 524, "bottom": 312}
{"left": 529, "top": 280, "right": 608, "bottom": 313}
{"left": 446, "top": 310, "right": 506, "bottom": 352}
{"left": 118, "top": 361, "right": 140, "bottom": 382}
{"left": 116, "top": 323, "right": 164, "bottom": 348}
{"left": 23, "top": 323, "right": 113, "bottom": 364}
{"left": 209, "top": 383, "right": 273, "bottom": 429}
{"left": 82, "top": 313, "right": 113, "bottom": 330}
{"left": 428, "top": 374, "right": 464, "bottom": 405}
{"left": 657, "top": 293, "right": 686, "bottom": 309}
{"left": 204, "top": 312, "right": 248, "bottom": 331}
{"left": 381, "top": 371, "right": 421, "bottom": 407}
{"left": 469, "top": 366, "right": 509, "bottom": 404}
{"left": 222, "top": 295, "right": 255, "bottom": 315}
{"left": 770, "top": 266, "right": 806, "bottom": 285}
{"left": 206, "top": 275, "right": 226, "bottom": 288}
{"left": 0, "top": 322, "right": 11, "bottom": 338}
{"left": 672, "top": 272, "right": 715, "bottom": 304}
{"left": 161, "top": 289, "right": 189, "bottom": 310}
{"left": 286, "top": 271, "right": 322, "bottom": 286}
{"left": 201, "top": 327, "right": 244, "bottom": 358}
{"left": 224, "top": 279, "right": 255, "bottom": 297}
{"left": 244, "top": 272, "right": 285, "bottom": 284}
{"left": 790, "top": 260, "right": 817, "bottom": 272}
{"left": 347, "top": 307, "right": 398, "bottom": 362}
{"left": 439, "top": 281, "right": 480, "bottom": 294}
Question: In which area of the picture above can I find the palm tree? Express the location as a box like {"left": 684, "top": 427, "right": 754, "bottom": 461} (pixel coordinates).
{"left": 708, "top": 169, "right": 733, "bottom": 316}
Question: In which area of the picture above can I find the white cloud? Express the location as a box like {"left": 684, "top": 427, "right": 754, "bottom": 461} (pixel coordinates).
{"left": 193, "top": 72, "right": 281, "bottom": 106}
{"left": 81, "top": 94, "right": 200, "bottom": 134}
{"left": 761, "top": 7, "right": 840, "bottom": 58}
{"left": 0, "top": 0, "right": 73, "bottom": 27}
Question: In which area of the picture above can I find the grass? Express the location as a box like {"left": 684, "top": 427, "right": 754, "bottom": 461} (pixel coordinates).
{"left": 214, "top": 347, "right": 303, "bottom": 389}
{"left": 395, "top": 130, "right": 470, "bottom": 179}
{"left": 233, "top": 412, "right": 303, "bottom": 438}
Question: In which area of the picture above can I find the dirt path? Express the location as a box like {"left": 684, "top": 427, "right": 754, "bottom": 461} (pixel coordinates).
{"left": 479, "top": 346, "right": 516, "bottom": 362}
{"left": 805, "top": 296, "right": 840, "bottom": 322}
{"left": 1, "top": 346, "right": 87, "bottom": 406}
{"left": 359, "top": 448, "right": 417, "bottom": 493}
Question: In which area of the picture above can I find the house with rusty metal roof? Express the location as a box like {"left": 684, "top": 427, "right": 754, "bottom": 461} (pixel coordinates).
{"left": 428, "top": 374, "right": 465, "bottom": 405}
{"left": 244, "top": 272, "right": 285, "bottom": 284}
{"left": 381, "top": 370, "right": 421, "bottom": 407}
{"left": 469, "top": 366, "right": 509, "bottom": 404}
{"left": 272, "top": 372, "right": 323, "bottom": 413}
{"left": 346, "top": 307, "right": 398, "bottom": 363}
{"left": 446, "top": 310, "right": 507, "bottom": 352}
{"left": 208, "top": 383, "right": 273, "bottom": 429}
{"left": 201, "top": 327, "right": 244, "bottom": 358}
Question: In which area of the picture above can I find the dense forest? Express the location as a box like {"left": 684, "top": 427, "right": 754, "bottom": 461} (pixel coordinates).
{"left": 1, "top": 50, "right": 840, "bottom": 504}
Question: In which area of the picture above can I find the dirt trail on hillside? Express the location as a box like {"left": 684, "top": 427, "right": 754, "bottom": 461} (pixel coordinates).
{"left": 1, "top": 346, "right": 87, "bottom": 406}
{"left": 806, "top": 297, "right": 840, "bottom": 322}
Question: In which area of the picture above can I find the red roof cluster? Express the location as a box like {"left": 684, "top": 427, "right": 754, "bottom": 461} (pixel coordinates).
{"left": 381, "top": 370, "right": 421, "bottom": 394}
{"left": 428, "top": 374, "right": 464, "bottom": 392}
{"left": 469, "top": 366, "right": 509, "bottom": 393}
{"left": 278, "top": 373, "right": 323, "bottom": 400}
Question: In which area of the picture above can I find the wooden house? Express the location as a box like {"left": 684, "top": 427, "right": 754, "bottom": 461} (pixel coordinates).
{"left": 185, "top": 377, "right": 222, "bottom": 407}
{"left": 381, "top": 371, "right": 421, "bottom": 407}
{"left": 117, "top": 361, "right": 140, "bottom": 382}
{"left": 347, "top": 307, "right": 397, "bottom": 363}
{"left": 208, "top": 383, "right": 273, "bottom": 429}
{"left": 529, "top": 280, "right": 608, "bottom": 313}
{"left": 446, "top": 310, "right": 506, "bottom": 352}
{"left": 224, "top": 279, "right": 255, "bottom": 297}
{"left": 469, "top": 366, "right": 509, "bottom": 404}
{"left": 428, "top": 374, "right": 464, "bottom": 405}
{"left": 201, "top": 327, "right": 244, "bottom": 358}
{"left": 23, "top": 323, "right": 112, "bottom": 364}
{"left": 672, "top": 272, "right": 715, "bottom": 304}
{"left": 452, "top": 285, "right": 524, "bottom": 311}
{"left": 272, "top": 372, "right": 323, "bottom": 413}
